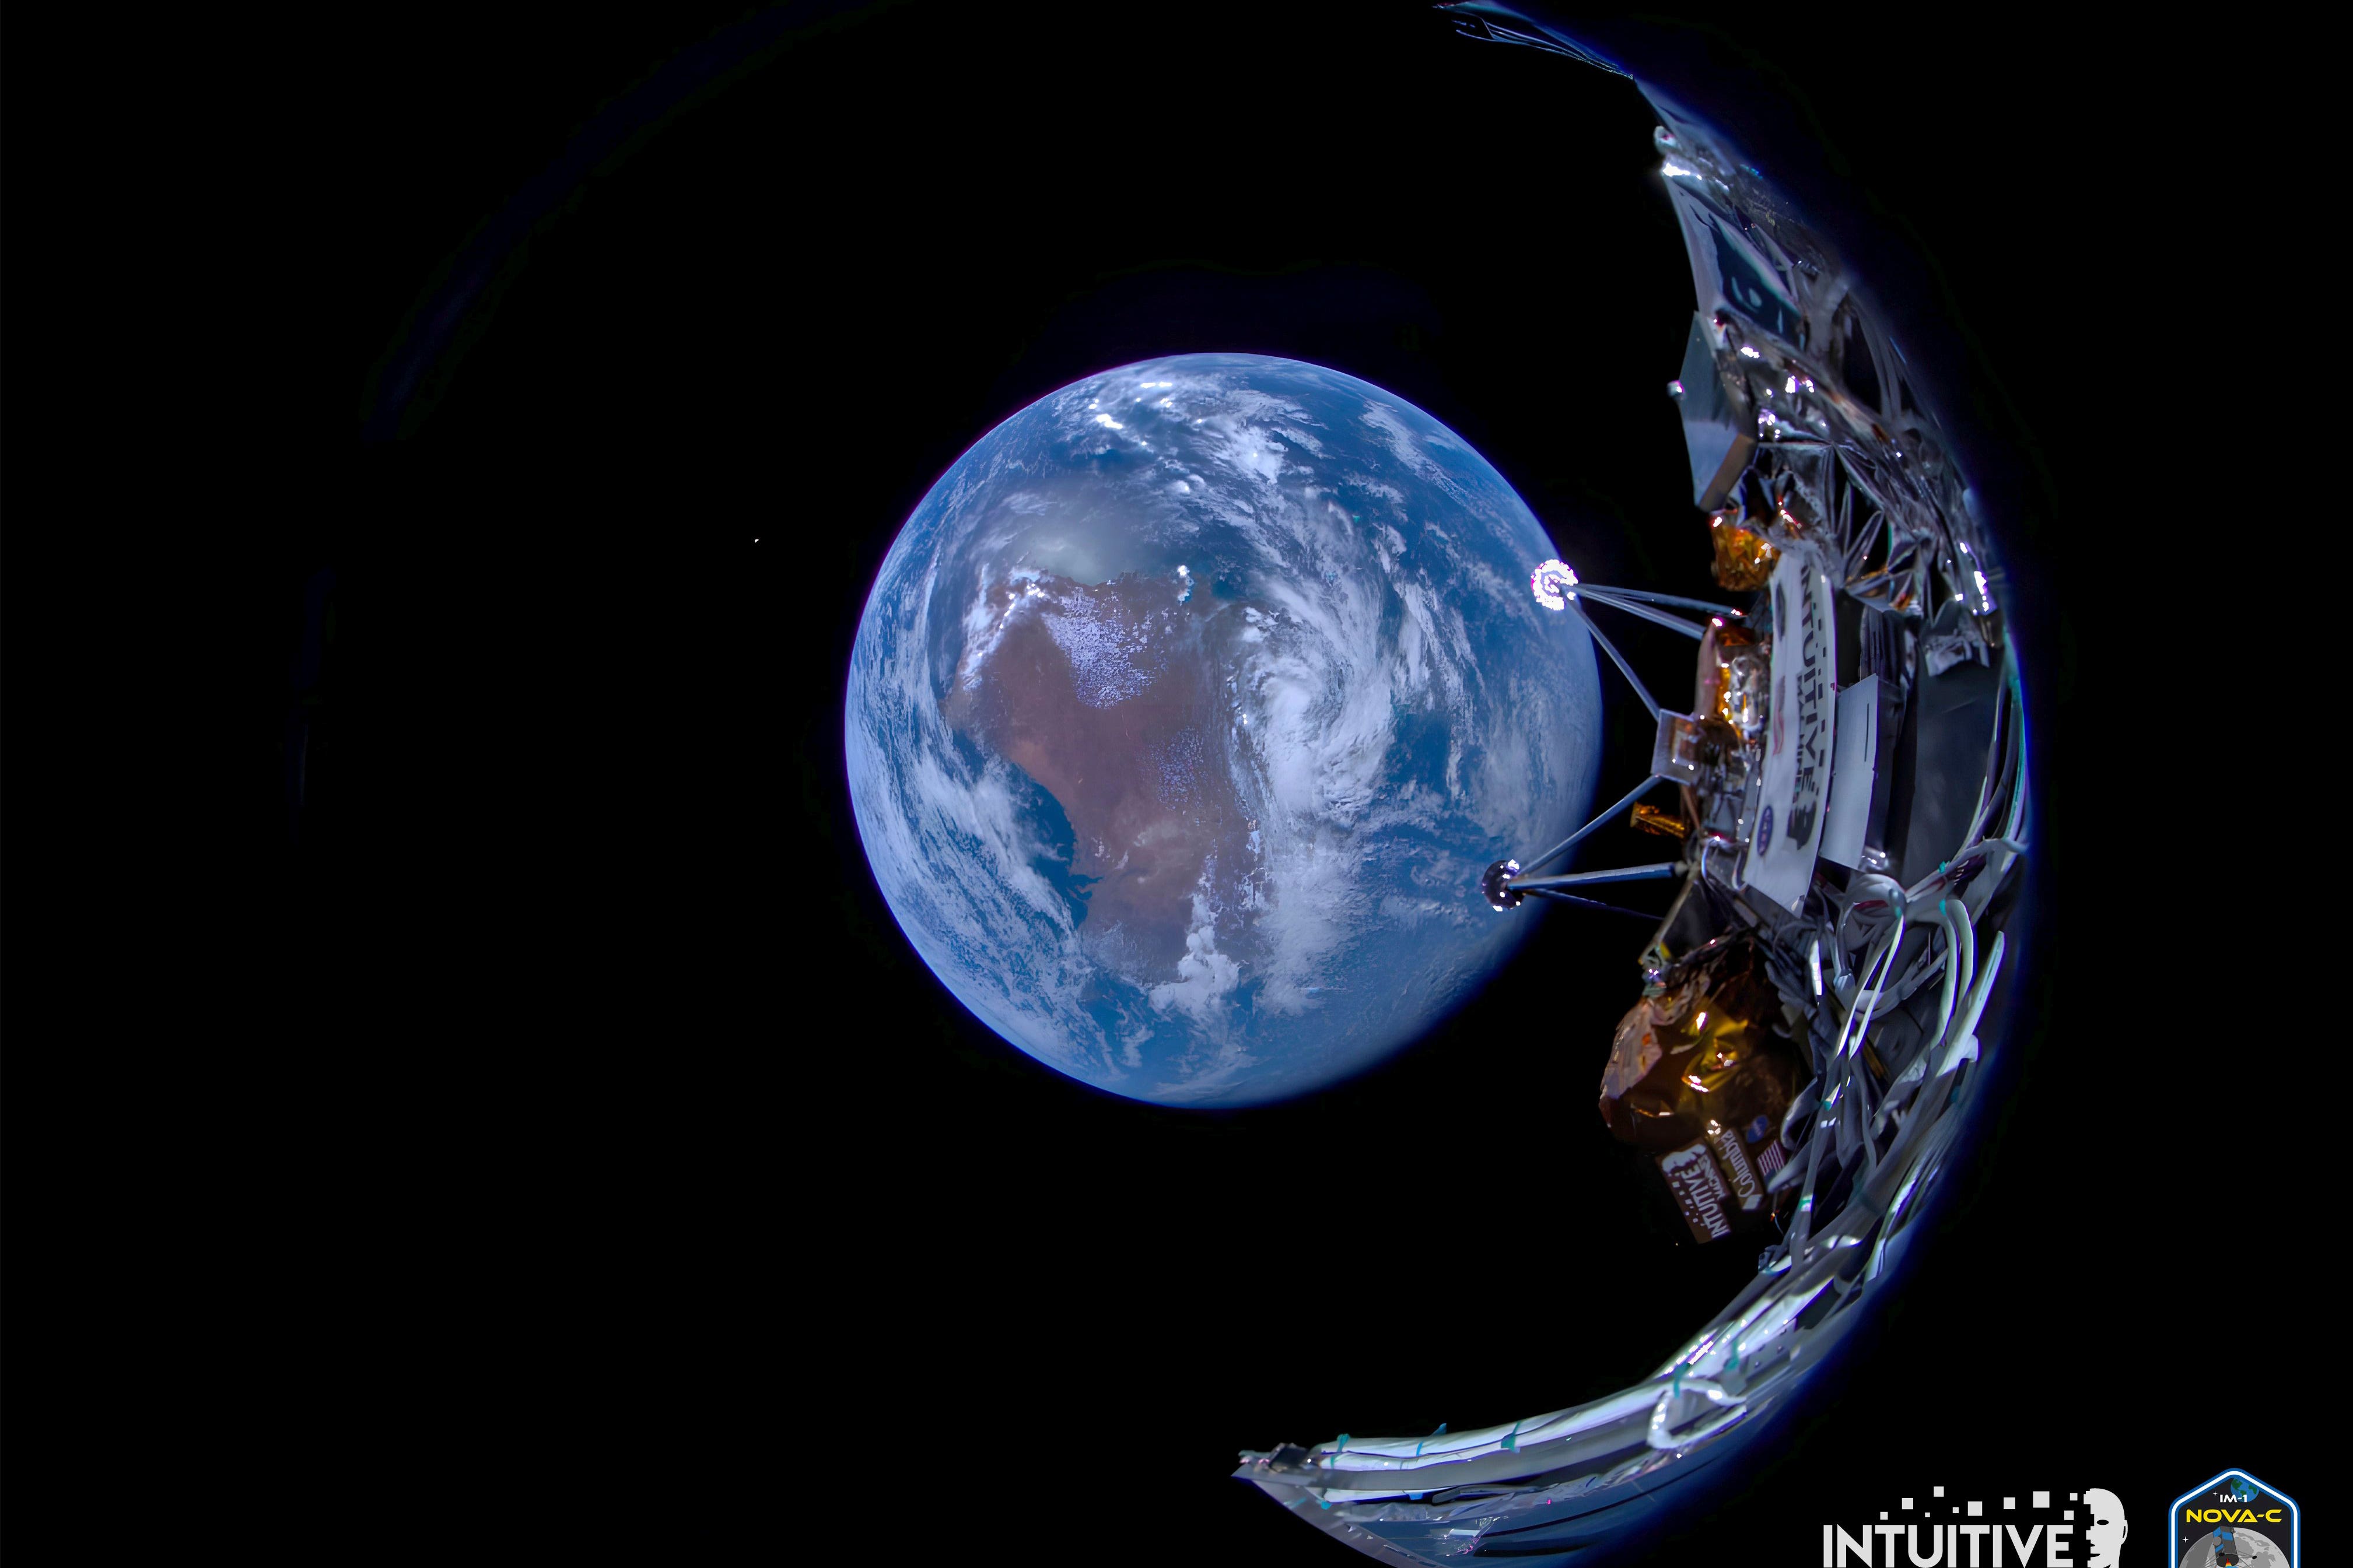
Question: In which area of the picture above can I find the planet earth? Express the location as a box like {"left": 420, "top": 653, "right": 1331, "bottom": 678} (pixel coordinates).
{"left": 846, "top": 353, "right": 1602, "bottom": 1106}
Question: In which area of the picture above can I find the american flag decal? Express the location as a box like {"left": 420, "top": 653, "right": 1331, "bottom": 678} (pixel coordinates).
{"left": 1756, "top": 1139, "right": 1785, "bottom": 1178}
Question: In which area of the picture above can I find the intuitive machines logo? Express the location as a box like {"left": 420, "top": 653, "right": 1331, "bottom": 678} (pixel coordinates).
{"left": 1820, "top": 1488, "right": 2124, "bottom": 1567}
{"left": 2172, "top": 1470, "right": 2296, "bottom": 1567}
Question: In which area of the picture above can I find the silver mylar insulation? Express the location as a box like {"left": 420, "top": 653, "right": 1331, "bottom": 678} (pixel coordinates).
{"left": 1234, "top": 8, "right": 2028, "bottom": 1563}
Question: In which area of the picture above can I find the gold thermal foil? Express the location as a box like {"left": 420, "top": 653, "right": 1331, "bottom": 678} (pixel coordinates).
{"left": 1710, "top": 511, "right": 1779, "bottom": 591}
{"left": 1598, "top": 936, "right": 1805, "bottom": 1243}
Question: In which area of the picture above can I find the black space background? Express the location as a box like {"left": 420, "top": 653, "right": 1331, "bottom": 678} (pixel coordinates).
{"left": 0, "top": 1, "right": 2318, "bottom": 1559}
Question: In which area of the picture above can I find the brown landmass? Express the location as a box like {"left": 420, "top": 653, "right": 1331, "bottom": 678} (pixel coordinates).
{"left": 940, "top": 575, "right": 1252, "bottom": 971}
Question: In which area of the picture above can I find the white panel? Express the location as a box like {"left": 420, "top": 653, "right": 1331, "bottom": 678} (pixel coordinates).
{"left": 1819, "top": 674, "right": 1879, "bottom": 869}
{"left": 1742, "top": 543, "right": 1835, "bottom": 913}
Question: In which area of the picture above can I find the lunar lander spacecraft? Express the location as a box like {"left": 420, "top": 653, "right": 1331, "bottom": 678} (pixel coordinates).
{"left": 1235, "top": 9, "right": 2030, "bottom": 1562}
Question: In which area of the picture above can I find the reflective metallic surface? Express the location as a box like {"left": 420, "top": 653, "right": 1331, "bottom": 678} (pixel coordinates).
{"left": 1236, "top": 9, "right": 2029, "bottom": 1562}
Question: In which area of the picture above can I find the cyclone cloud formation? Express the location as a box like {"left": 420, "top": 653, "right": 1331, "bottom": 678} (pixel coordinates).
{"left": 846, "top": 354, "right": 1602, "bottom": 1106}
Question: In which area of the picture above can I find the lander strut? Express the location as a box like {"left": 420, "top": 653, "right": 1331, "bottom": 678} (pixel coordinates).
{"left": 1235, "top": 10, "right": 2030, "bottom": 1564}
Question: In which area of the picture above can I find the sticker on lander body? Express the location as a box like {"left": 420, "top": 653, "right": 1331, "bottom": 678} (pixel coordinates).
{"left": 1658, "top": 1141, "right": 1735, "bottom": 1242}
{"left": 1744, "top": 543, "right": 1835, "bottom": 914}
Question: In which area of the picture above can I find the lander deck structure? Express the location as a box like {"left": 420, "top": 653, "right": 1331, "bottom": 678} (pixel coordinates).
{"left": 1234, "top": 9, "right": 2030, "bottom": 1563}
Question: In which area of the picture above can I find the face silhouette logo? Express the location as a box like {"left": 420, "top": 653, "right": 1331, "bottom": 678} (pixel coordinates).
{"left": 2082, "top": 1488, "right": 2126, "bottom": 1568}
